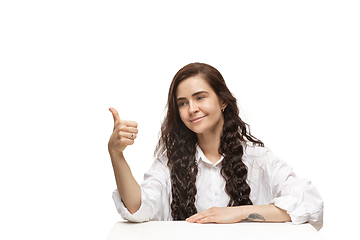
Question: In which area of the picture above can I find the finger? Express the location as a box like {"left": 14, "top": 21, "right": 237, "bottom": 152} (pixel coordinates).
{"left": 196, "top": 210, "right": 218, "bottom": 224}
{"left": 118, "top": 126, "right": 138, "bottom": 134}
{"left": 189, "top": 208, "right": 216, "bottom": 223}
{"left": 109, "top": 107, "right": 121, "bottom": 124}
{"left": 193, "top": 215, "right": 208, "bottom": 223}
{"left": 186, "top": 213, "right": 198, "bottom": 222}
{"left": 198, "top": 216, "right": 215, "bottom": 224}
{"left": 122, "top": 120, "right": 138, "bottom": 128}
{"left": 186, "top": 213, "right": 206, "bottom": 223}
{"left": 120, "top": 138, "right": 135, "bottom": 146}
{"left": 120, "top": 132, "right": 137, "bottom": 140}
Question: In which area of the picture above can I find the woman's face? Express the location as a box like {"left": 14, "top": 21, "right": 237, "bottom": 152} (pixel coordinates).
{"left": 176, "top": 75, "right": 227, "bottom": 135}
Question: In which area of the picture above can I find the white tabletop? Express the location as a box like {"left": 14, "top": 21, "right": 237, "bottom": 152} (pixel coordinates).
{"left": 107, "top": 221, "right": 325, "bottom": 240}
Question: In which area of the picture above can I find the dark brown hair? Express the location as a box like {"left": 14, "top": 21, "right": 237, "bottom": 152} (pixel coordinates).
{"left": 155, "top": 62, "right": 264, "bottom": 220}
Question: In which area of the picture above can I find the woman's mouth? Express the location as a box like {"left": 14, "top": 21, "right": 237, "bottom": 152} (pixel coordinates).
{"left": 190, "top": 115, "right": 207, "bottom": 123}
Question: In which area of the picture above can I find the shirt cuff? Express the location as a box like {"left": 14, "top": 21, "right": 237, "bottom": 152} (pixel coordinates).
{"left": 112, "top": 189, "right": 153, "bottom": 222}
{"left": 271, "top": 195, "right": 324, "bottom": 230}
{"left": 271, "top": 195, "right": 310, "bottom": 225}
{"left": 270, "top": 196, "right": 324, "bottom": 231}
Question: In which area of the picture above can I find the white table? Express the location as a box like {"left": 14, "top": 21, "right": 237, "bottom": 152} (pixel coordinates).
{"left": 107, "top": 221, "right": 325, "bottom": 240}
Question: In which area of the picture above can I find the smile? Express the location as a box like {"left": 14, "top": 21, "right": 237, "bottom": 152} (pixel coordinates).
{"left": 190, "top": 115, "right": 207, "bottom": 123}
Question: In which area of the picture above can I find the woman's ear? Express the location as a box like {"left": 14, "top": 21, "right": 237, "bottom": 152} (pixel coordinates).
{"left": 221, "top": 100, "right": 228, "bottom": 111}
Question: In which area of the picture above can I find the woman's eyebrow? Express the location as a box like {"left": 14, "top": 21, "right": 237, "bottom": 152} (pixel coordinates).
{"left": 177, "top": 91, "right": 209, "bottom": 101}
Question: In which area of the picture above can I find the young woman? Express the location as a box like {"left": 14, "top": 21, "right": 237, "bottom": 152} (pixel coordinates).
{"left": 108, "top": 63, "right": 323, "bottom": 230}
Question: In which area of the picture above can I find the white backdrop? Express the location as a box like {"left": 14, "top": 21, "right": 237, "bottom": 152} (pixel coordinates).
{"left": 1, "top": 1, "right": 359, "bottom": 239}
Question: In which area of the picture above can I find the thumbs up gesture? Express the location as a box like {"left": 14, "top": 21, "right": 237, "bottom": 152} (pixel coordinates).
{"left": 108, "top": 107, "right": 138, "bottom": 154}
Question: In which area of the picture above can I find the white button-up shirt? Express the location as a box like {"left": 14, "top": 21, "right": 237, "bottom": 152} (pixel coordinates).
{"left": 113, "top": 145, "right": 324, "bottom": 230}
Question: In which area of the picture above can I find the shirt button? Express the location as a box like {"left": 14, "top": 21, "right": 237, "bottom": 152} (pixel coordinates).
{"left": 214, "top": 190, "right": 219, "bottom": 195}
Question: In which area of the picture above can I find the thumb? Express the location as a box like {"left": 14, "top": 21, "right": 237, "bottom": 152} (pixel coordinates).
{"left": 109, "top": 107, "right": 121, "bottom": 124}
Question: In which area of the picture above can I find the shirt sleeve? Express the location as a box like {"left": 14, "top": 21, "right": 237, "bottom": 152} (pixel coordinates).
{"left": 112, "top": 157, "right": 171, "bottom": 222}
{"left": 266, "top": 150, "right": 324, "bottom": 230}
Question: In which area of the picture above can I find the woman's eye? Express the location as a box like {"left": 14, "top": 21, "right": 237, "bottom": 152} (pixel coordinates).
{"left": 197, "top": 96, "right": 204, "bottom": 100}
{"left": 178, "top": 102, "right": 187, "bottom": 107}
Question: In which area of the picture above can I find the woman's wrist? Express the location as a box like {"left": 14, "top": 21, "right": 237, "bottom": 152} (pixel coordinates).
{"left": 109, "top": 148, "right": 124, "bottom": 161}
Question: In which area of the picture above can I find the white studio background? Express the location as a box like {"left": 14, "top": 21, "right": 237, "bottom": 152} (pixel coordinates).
{"left": 0, "top": 1, "right": 359, "bottom": 239}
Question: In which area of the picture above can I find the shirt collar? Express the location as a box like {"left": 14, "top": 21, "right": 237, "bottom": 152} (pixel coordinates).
{"left": 196, "top": 144, "right": 224, "bottom": 167}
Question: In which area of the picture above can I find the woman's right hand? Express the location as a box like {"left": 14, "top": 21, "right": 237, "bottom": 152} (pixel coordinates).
{"left": 108, "top": 107, "right": 138, "bottom": 155}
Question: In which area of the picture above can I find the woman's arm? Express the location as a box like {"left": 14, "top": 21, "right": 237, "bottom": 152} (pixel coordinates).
{"left": 110, "top": 151, "right": 141, "bottom": 214}
{"left": 186, "top": 204, "right": 291, "bottom": 224}
{"left": 108, "top": 108, "right": 141, "bottom": 214}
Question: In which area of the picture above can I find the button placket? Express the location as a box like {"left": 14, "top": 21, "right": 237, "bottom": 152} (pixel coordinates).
{"left": 212, "top": 166, "right": 220, "bottom": 197}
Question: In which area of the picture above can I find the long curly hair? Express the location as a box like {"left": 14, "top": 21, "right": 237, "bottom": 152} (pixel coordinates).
{"left": 155, "top": 62, "right": 264, "bottom": 220}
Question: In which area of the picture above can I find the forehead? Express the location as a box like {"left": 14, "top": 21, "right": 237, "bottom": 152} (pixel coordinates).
{"left": 176, "top": 76, "right": 213, "bottom": 97}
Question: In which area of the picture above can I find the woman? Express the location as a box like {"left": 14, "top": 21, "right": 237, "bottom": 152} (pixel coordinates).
{"left": 108, "top": 63, "right": 323, "bottom": 230}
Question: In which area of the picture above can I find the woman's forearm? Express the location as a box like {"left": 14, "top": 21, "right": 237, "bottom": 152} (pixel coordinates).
{"left": 186, "top": 204, "right": 291, "bottom": 224}
{"left": 110, "top": 151, "right": 141, "bottom": 214}
{"left": 237, "top": 204, "right": 291, "bottom": 222}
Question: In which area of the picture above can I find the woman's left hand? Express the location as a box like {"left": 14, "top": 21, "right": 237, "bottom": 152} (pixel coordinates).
{"left": 186, "top": 207, "right": 242, "bottom": 224}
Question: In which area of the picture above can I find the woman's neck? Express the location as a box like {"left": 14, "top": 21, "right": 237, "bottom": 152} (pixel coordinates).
{"left": 197, "top": 123, "right": 223, "bottom": 165}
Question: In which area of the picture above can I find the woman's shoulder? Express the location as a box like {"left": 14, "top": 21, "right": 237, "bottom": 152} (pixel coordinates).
{"left": 243, "top": 144, "right": 271, "bottom": 159}
{"left": 243, "top": 144, "right": 283, "bottom": 167}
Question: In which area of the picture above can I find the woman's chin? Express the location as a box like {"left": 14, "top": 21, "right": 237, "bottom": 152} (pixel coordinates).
{"left": 189, "top": 127, "right": 205, "bottom": 135}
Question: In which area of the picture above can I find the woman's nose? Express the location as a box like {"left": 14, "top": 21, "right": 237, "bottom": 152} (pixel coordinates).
{"left": 188, "top": 101, "right": 199, "bottom": 114}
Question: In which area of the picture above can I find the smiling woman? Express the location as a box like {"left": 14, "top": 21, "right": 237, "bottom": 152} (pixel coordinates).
{"left": 109, "top": 63, "right": 324, "bottom": 230}
{"left": 176, "top": 76, "right": 226, "bottom": 142}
